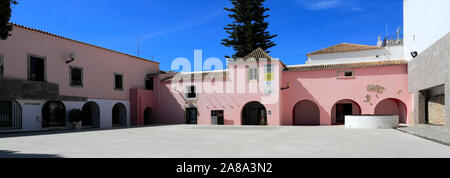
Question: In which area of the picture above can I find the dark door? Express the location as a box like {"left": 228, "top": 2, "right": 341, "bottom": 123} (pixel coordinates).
{"left": 144, "top": 108, "right": 152, "bottom": 125}
{"left": 211, "top": 110, "right": 224, "bottom": 125}
{"left": 336, "top": 104, "right": 352, "bottom": 125}
{"left": 186, "top": 108, "right": 198, "bottom": 125}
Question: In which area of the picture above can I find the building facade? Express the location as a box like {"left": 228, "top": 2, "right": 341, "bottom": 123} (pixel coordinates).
{"left": 8, "top": 0, "right": 448, "bottom": 131}
{"left": 405, "top": 0, "right": 450, "bottom": 129}
{"left": 0, "top": 24, "right": 159, "bottom": 132}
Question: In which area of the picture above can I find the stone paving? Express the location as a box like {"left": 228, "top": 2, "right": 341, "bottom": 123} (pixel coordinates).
{"left": 0, "top": 125, "right": 449, "bottom": 158}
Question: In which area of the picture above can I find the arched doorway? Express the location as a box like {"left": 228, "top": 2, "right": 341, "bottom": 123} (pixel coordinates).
{"left": 82, "top": 102, "right": 100, "bottom": 128}
{"left": 331, "top": 99, "right": 361, "bottom": 125}
{"left": 0, "top": 98, "right": 22, "bottom": 130}
{"left": 293, "top": 100, "right": 320, "bottom": 125}
{"left": 112, "top": 103, "right": 127, "bottom": 127}
{"left": 375, "top": 98, "right": 407, "bottom": 124}
{"left": 144, "top": 107, "right": 153, "bottom": 125}
{"left": 242, "top": 101, "right": 267, "bottom": 126}
{"left": 42, "top": 101, "right": 66, "bottom": 128}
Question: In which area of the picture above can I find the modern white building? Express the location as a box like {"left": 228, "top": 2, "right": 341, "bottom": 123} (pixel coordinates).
{"left": 404, "top": 0, "right": 450, "bottom": 60}
{"left": 406, "top": 0, "right": 450, "bottom": 128}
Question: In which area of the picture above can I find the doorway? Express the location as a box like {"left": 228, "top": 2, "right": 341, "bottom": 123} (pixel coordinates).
{"left": 336, "top": 104, "right": 353, "bottom": 125}
{"left": 242, "top": 101, "right": 267, "bottom": 126}
{"left": 211, "top": 110, "right": 224, "bottom": 125}
{"left": 112, "top": 103, "right": 127, "bottom": 127}
{"left": 186, "top": 108, "right": 198, "bottom": 125}
{"left": 144, "top": 107, "right": 153, "bottom": 125}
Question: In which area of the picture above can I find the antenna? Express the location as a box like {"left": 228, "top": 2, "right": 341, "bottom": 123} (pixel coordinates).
{"left": 385, "top": 22, "right": 388, "bottom": 39}
{"left": 137, "top": 35, "right": 140, "bottom": 57}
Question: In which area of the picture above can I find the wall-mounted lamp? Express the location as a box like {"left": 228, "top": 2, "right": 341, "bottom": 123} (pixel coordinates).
{"left": 411, "top": 51, "right": 418, "bottom": 58}
{"left": 66, "top": 53, "right": 76, "bottom": 64}
{"left": 281, "top": 82, "right": 291, "bottom": 90}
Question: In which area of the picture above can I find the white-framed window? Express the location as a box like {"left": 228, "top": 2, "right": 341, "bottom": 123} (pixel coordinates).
{"left": 70, "top": 66, "right": 83, "bottom": 87}
{"left": 185, "top": 85, "right": 197, "bottom": 99}
{"left": 248, "top": 66, "right": 258, "bottom": 81}
{"left": 0, "top": 54, "right": 3, "bottom": 78}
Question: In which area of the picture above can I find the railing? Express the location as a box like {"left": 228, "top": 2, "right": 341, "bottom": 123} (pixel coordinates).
{"left": 383, "top": 35, "right": 403, "bottom": 46}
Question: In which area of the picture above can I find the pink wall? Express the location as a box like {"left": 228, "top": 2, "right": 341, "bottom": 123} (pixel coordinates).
{"left": 293, "top": 100, "right": 320, "bottom": 125}
{"left": 375, "top": 98, "right": 408, "bottom": 123}
{"left": 281, "top": 65, "right": 413, "bottom": 125}
{"left": 155, "top": 62, "right": 284, "bottom": 126}
{"left": 130, "top": 88, "right": 156, "bottom": 126}
{"left": 0, "top": 26, "right": 159, "bottom": 100}
{"left": 154, "top": 62, "right": 412, "bottom": 126}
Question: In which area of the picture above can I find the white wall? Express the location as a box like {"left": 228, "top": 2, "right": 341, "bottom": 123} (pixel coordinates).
{"left": 307, "top": 46, "right": 404, "bottom": 65}
{"left": 88, "top": 99, "right": 130, "bottom": 128}
{"left": 0, "top": 99, "right": 130, "bottom": 133}
{"left": 404, "top": 0, "right": 450, "bottom": 60}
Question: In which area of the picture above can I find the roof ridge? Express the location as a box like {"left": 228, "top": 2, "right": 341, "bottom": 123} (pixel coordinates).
{"left": 307, "top": 42, "right": 382, "bottom": 56}
{"left": 10, "top": 23, "right": 159, "bottom": 64}
{"left": 287, "top": 60, "right": 408, "bottom": 72}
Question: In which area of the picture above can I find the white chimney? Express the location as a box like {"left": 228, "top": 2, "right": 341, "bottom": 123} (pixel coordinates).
{"left": 377, "top": 36, "right": 383, "bottom": 47}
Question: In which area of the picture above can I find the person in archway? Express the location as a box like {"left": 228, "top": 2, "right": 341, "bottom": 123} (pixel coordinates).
{"left": 260, "top": 110, "right": 267, "bottom": 126}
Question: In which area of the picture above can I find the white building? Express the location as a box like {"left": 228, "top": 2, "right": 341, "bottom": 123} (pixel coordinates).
{"left": 404, "top": 0, "right": 450, "bottom": 60}
{"left": 306, "top": 38, "right": 404, "bottom": 65}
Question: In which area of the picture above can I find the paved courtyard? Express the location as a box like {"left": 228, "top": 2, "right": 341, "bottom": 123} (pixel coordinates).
{"left": 0, "top": 125, "right": 449, "bottom": 158}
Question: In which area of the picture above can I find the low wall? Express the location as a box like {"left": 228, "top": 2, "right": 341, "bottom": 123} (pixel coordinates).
{"left": 345, "top": 115, "right": 399, "bottom": 129}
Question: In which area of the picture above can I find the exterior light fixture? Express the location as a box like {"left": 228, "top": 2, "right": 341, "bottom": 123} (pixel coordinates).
{"left": 66, "top": 53, "right": 76, "bottom": 64}
{"left": 281, "top": 82, "right": 291, "bottom": 90}
{"left": 411, "top": 51, "right": 418, "bottom": 58}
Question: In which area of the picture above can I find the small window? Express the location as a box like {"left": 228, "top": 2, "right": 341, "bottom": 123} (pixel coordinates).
{"left": 70, "top": 66, "right": 83, "bottom": 87}
{"left": 345, "top": 72, "right": 353, "bottom": 77}
{"left": 114, "top": 73, "right": 124, "bottom": 90}
{"left": 146, "top": 77, "right": 154, "bottom": 90}
{"left": 248, "top": 67, "right": 258, "bottom": 81}
{"left": 337, "top": 71, "right": 355, "bottom": 79}
{"left": 0, "top": 55, "right": 3, "bottom": 78}
{"left": 28, "top": 55, "right": 46, "bottom": 82}
{"left": 186, "top": 85, "right": 197, "bottom": 99}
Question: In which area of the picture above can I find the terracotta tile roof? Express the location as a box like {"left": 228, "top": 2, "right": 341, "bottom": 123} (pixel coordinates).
{"left": 10, "top": 23, "right": 159, "bottom": 64}
{"left": 162, "top": 70, "right": 229, "bottom": 82}
{"left": 286, "top": 60, "right": 408, "bottom": 72}
{"left": 307, "top": 43, "right": 382, "bottom": 56}
{"left": 232, "top": 48, "right": 287, "bottom": 68}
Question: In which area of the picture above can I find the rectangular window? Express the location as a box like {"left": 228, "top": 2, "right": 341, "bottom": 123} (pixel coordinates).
{"left": 28, "top": 55, "right": 46, "bottom": 82}
{"left": 114, "top": 73, "right": 123, "bottom": 90}
{"left": 211, "top": 110, "right": 224, "bottom": 125}
{"left": 337, "top": 71, "right": 355, "bottom": 79}
{"left": 146, "top": 77, "right": 154, "bottom": 90}
{"left": 70, "top": 66, "right": 83, "bottom": 87}
{"left": 186, "top": 85, "right": 197, "bottom": 99}
{"left": 248, "top": 67, "right": 258, "bottom": 81}
{"left": 0, "top": 55, "right": 3, "bottom": 79}
{"left": 265, "top": 64, "right": 273, "bottom": 81}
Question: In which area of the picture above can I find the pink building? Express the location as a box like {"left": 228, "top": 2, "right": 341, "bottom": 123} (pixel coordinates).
{"left": 0, "top": 24, "right": 413, "bottom": 132}
{"left": 0, "top": 24, "right": 159, "bottom": 132}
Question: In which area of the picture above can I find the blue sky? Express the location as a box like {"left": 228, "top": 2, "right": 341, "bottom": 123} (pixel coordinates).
{"left": 10, "top": 0, "right": 403, "bottom": 71}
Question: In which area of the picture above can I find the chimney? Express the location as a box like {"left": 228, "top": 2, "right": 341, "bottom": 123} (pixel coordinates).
{"left": 377, "top": 36, "right": 383, "bottom": 47}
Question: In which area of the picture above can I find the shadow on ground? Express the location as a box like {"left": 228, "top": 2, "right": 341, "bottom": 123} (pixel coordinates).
{"left": 0, "top": 150, "right": 62, "bottom": 158}
{"left": 0, "top": 124, "right": 170, "bottom": 139}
